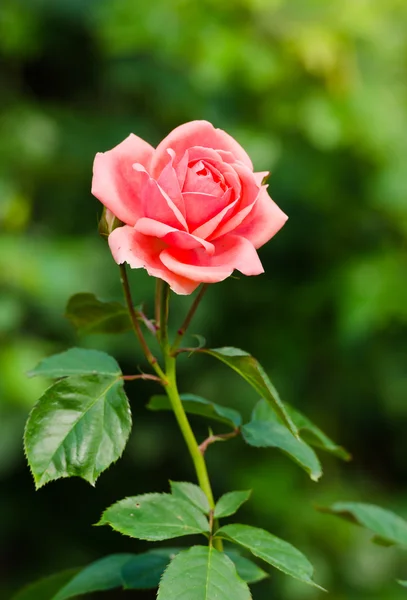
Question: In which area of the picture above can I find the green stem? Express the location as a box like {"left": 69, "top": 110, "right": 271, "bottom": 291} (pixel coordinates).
{"left": 171, "top": 284, "right": 208, "bottom": 353}
{"left": 119, "top": 264, "right": 166, "bottom": 381}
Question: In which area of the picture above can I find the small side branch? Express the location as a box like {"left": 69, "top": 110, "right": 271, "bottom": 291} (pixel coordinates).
{"left": 199, "top": 428, "right": 240, "bottom": 455}
{"left": 122, "top": 374, "right": 164, "bottom": 384}
{"left": 171, "top": 284, "right": 208, "bottom": 353}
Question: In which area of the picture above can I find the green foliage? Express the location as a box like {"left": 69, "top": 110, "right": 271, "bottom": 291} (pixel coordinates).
{"left": 217, "top": 524, "right": 323, "bottom": 589}
{"left": 24, "top": 373, "right": 131, "bottom": 488}
{"left": 157, "top": 546, "right": 252, "bottom": 600}
{"left": 147, "top": 393, "right": 242, "bottom": 429}
{"left": 28, "top": 348, "right": 121, "bottom": 378}
{"left": 319, "top": 502, "right": 407, "bottom": 547}
{"left": 170, "top": 481, "right": 211, "bottom": 514}
{"left": 98, "top": 493, "right": 210, "bottom": 541}
{"left": 243, "top": 401, "right": 322, "bottom": 481}
{"left": 65, "top": 293, "right": 131, "bottom": 335}
{"left": 10, "top": 570, "right": 79, "bottom": 600}
{"left": 202, "top": 348, "right": 297, "bottom": 436}
{"left": 225, "top": 551, "right": 268, "bottom": 584}
{"left": 214, "top": 490, "right": 252, "bottom": 519}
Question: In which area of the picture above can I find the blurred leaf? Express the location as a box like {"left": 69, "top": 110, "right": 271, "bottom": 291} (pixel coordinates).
{"left": 225, "top": 550, "right": 268, "bottom": 584}
{"left": 170, "top": 481, "right": 210, "bottom": 514}
{"left": 318, "top": 502, "right": 407, "bottom": 547}
{"left": 156, "top": 546, "right": 251, "bottom": 600}
{"left": 28, "top": 348, "right": 121, "bottom": 378}
{"left": 122, "top": 548, "right": 180, "bottom": 589}
{"left": 253, "top": 399, "right": 349, "bottom": 461}
{"left": 11, "top": 569, "right": 79, "bottom": 600}
{"left": 24, "top": 374, "right": 131, "bottom": 488}
{"left": 242, "top": 419, "right": 322, "bottom": 482}
{"left": 65, "top": 293, "right": 131, "bottom": 335}
{"left": 214, "top": 490, "right": 252, "bottom": 519}
{"left": 217, "top": 524, "right": 324, "bottom": 589}
{"left": 98, "top": 493, "right": 210, "bottom": 541}
{"left": 398, "top": 580, "right": 407, "bottom": 587}
{"left": 147, "top": 393, "right": 242, "bottom": 428}
{"left": 202, "top": 348, "right": 298, "bottom": 436}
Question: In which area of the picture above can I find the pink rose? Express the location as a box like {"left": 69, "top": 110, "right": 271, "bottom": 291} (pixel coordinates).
{"left": 92, "top": 120, "right": 287, "bottom": 294}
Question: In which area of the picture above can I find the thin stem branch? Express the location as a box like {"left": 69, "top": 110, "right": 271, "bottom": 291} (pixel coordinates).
{"left": 171, "top": 284, "right": 209, "bottom": 353}
{"left": 119, "top": 264, "right": 166, "bottom": 381}
{"left": 159, "top": 282, "right": 170, "bottom": 351}
{"left": 164, "top": 353, "right": 223, "bottom": 551}
{"left": 199, "top": 428, "right": 240, "bottom": 455}
{"left": 122, "top": 374, "right": 163, "bottom": 383}
{"left": 155, "top": 279, "right": 164, "bottom": 341}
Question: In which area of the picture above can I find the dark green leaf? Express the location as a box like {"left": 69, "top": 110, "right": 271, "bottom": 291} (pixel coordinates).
{"left": 65, "top": 293, "right": 131, "bottom": 335}
{"left": 24, "top": 374, "right": 131, "bottom": 488}
{"left": 147, "top": 393, "right": 241, "bottom": 429}
{"left": 214, "top": 490, "right": 252, "bottom": 519}
{"left": 122, "top": 548, "right": 180, "bottom": 589}
{"left": 242, "top": 419, "right": 322, "bottom": 481}
{"left": 217, "top": 524, "right": 324, "bottom": 589}
{"left": 53, "top": 554, "right": 135, "bottom": 599}
{"left": 202, "top": 347, "right": 297, "bottom": 436}
{"left": 157, "top": 546, "right": 252, "bottom": 600}
{"left": 318, "top": 502, "right": 407, "bottom": 547}
{"left": 11, "top": 570, "right": 79, "bottom": 600}
{"left": 28, "top": 348, "right": 121, "bottom": 378}
{"left": 225, "top": 551, "right": 268, "bottom": 584}
{"left": 98, "top": 493, "right": 210, "bottom": 541}
{"left": 266, "top": 401, "right": 350, "bottom": 461}
{"left": 170, "top": 481, "right": 210, "bottom": 514}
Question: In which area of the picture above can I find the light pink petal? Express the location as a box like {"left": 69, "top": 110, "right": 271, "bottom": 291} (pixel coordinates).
{"left": 233, "top": 186, "right": 288, "bottom": 249}
{"left": 132, "top": 164, "right": 188, "bottom": 231}
{"left": 160, "top": 234, "right": 263, "bottom": 283}
{"left": 183, "top": 188, "right": 232, "bottom": 231}
{"left": 187, "top": 146, "right": 225, "bottom": 165}
{"left": 183, "top": 161, "right": 224, "bottom": 196}
{"left": 108, "top": 225, "right": 199, "bottom": 295}
{"left": 157, "top": 150, "right": 185, "bottom": 217}
{"left": 135, "top": 217, "right": 215, "bottom": 254}
{"left": 172, "top": 149, "right": 189, "bottom": 189}
{"left": 92, "top": 134, "right": 155, "bottom": 226}
{"left": 150, "top": 121, "right": 253, "bottom": 177}
{"left": 191, "top": 198, "right": 238, "bottom": 239}
{"left": 209, "top": 162, "right": 260, "bottom": 239}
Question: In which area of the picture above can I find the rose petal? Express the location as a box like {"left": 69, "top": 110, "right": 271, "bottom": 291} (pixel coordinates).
{"left": 160, "top": 234, "right": 263, "bottom": 283}
{"left": 135, "top": 217, "right": 215, "bottom": 254}
{"left": 150, "top": 121, "right": 253, "bottom": 177}
{"left": 132, "top": 164, "right": 188, "bottom": 231}
{"left": 183, "top": 188, "right": 232, "bottom": 231}
{"left": 92, "top": 134, "right": 154, "bottom": 226}
{"left": 157, "top": 150, "right": 186, "bottom": 217}
{"left": 233, "top": 186, "right": 288, "bottom": 249}
{"left": 191, "top": 198, "right": 238, "bottom": 240}
{"left": 183, "top": 161, "right": 224, "bottom": 196}
{"left": 108, "top": 225, "right": 199, "bottom": 295}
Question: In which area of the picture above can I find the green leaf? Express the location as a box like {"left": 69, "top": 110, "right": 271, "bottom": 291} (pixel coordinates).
{"left": 217, "top": 524, "right": 324, "bottom": 589}
{"left": 214, "top": 490, "right": 252, "bottom": 519}
{"left": 242, "top": 419, "right": 322, "bottom": 481}
{"left": 318, "top": 502, "right": 407, "bottom": 547}
{"left": 147, "top": 393, "right": 241, "bottom": 429}
{"left": 53, "top": 554, "right": 135, "bottom": 599}
{"left": 202, "top": 347, "right": 297, "bottom": 436}
{"left": 28, "top": 347, "right": 121, "bottom": 378}
{"left": 11, "top": 570, "right": 79, "bottom": 600}
{"left": 24, "top": 374, "right": 131, "bottom": 488}
{"left": 225, "top": 551, "right": 268, "bottom": 584}
{"left": 122, "top": 548, "right": 180, "bottom": 589}
{"left": 170, "top": 481, "right": 210, "bottom": 514}
{"left": 398, "top": 580, "right": 407, "bottom": 587}
{"left": 98, "top": 493, "right": 210, "bottom": 541}
{"left": 157, "top": 546, "right": 252, "bottom": 600}
{"left": 282, "top": 403, "right": 350, "bottom": 461}
{"left": 65, "top": 293, "right": 131, "bottom": 335}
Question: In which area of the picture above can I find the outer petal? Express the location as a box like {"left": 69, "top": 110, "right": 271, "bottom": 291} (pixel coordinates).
{"left": 108, "top": 225, "right": 199, "bottom": 295}
{"left": 234, "top": 187, "right": 288, "bottom": 249}
{"left": 135, "top": 217, "right": 215, "bottom": 254}
{"left": 157, "top": 150, "right": 186, "bottom": 217}
{"left": 92, "top": 134, "right": 154, "bottom": 226}
{"left": 150, "top": 121, "right": 253, "bottom": 177}
{"left": 182, "top": 188, "right": 232, "bottom": 231}
{"left": 160, "top": 234, "right": 263, "bottom": 283}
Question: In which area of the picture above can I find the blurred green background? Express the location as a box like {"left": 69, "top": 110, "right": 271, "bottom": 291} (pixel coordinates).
{"left": 1, "top": 0, "right": 407, "bottom": 598}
